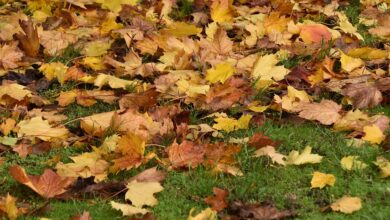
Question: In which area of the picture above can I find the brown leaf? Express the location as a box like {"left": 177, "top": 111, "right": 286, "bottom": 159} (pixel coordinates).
{"left": 9, "top": 165, "right": 74, "bottom": 199}
{"left": 128, "top": 167, "right": 167, "bottom": 183}
{"left": 248, "top": 132, "right": 281, "bottom": 149}
{"left": 70, "top": 211, "right": 93, "bottom": 220}
{"left": 296, "top": 100, "right": 342, "bottom": 125}
{"left": 342, "top": 83, "right": 383, "bottom": 108}
{"left": 119, "top": 89, "right": 159, "bottom": 110}
{"left": 204, "top": 187, "right": 228, "bottom": 212}
{"left": 15, "top": 19, "right": 40, "bottom": 57}
{"left": 228, "top": 200, "right": 295, "bottom": 220}
{"left": 0, "top": 43, "right": 24, "bottom": 70}
{"left": 167, "top": 140, "right": 204, "bottom": 169}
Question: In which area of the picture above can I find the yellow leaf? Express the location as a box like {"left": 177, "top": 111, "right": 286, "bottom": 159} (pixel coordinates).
{"left": 340, "top": 52, "right": 364, "bottom": 72}
{"left": 331, "top": 196, "right": 362, "bottom": 214}
{"left": 188, "top": 208, "right": 217, "bottom": 220}
{"left": 213, "top": 114, "right": 252, "bottom": 132}
{"left": 374, "top": 156, "right": 390, "bottom": 178}
{"left": 161, "top": 22, "right": 202, "bottom": 37}
{"left": 56, "top": 152, "right": 109, "bottom": 182}
{"left": 275, "top": 86, "right": 311, "bottom": 112}
{"left": 0, "top": 83, "right": 32, "bottom": 102}
{"left": 252, "top": 54, "right": 289, "bottom": 81}
{"left": 337, "top": 12, "right": 363, "bottom": 40}
{"left": 39, "top": 62, "right": 68, "bottom": 85}
{"left": 125, "top": 180, "right": 164, "bottom": 207}
{"left": 100, "top": 13, "right": 123, "bottom": 35}
{"left": 254, "top": 146, "right": 286, "bottom": 165}
{"left": 0, "top": 194, "right": 19, "bottom": 220}
{"left": 247, "top": 101, "right": 269, "bottom": 113}
{"left": 206, "top": 62, "right": 235, "bottom": 84}
{"left": 347, "top": 47, "right": 389, "bottom": 60}
{"left": 285, "top": 146, "right": 323, "bottom": 165}
{"left": 96, "top": 0, "right": 138, "bottom": 13}
{"left": 82, "top": 57, "right": 106, "bottom": 71}
{"left": 333, "top": 110, "right": 369, "bottom": 132}
{"left": 340, "top": 156, "right": 367, "bottom": 171}
{"left": 176, "top": 79, "right": 210, "bottom": 97}
{"left": 210, "top": 0, "right": 234, "bottom": 23}
{"left": 82, "top": 40, "right": 112, "bottom": 57}
{"left": 362, "top": 125, "right": 385, "bottom": 144}
{"left": 0, "top": 118, "right": 16, "bottom": 136}
{"left": 94, "top": 74, "right": 138, "bottom": 89}
{"left": 56, "top": 90, "right": 78, "bottom": 107}
{"left": 110, "top": 201, "right": 149, "bottom": 216}
{"left": 17, "top": 117, "right": 69, "bottom": 141}
{"left": 310, "top": 171, "right": 336, "bottom": 189}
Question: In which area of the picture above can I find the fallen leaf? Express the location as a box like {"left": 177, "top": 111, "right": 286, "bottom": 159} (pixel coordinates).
{"left": 340, "top": 156, "right": 367, "bottom": 171}
{"left": 252, "top": 54, "right": 289, "bottom": 81}
{"left": 16, "top": 117, "right": 69, "bottom": 141}
{"left": 212, "top": 114, "right": 252, "bottom": 132}
{"left": 248, "top": 132, "right": 281, "bottom": 149}
{"left": 110, "top": 201, "right": 149, "bottom": 216}
{"left": 310, "top": 171, "right": 336, "bottom": 189}
{"left": 285, "top": 146, "right": 323, "bottom": 165}
{"left": 210, "top": 0, "right": 234, "bottom": 23}
{"left": 206, "top": 62, "right": 235, "bottom": 84}
{"left": 374, "top": 156, "right": 390, "bottom": 178}
{"left": 167, "top": 140, "right": 204, "bottom": 169}
{"left": 228, "top": 200, "right": 295, "bottom": 220}
{"left": 254, "top": 146, "right": 286, "bottom": 165}
{"left": 204, "top": 187, "right": 228, "bottom": 212}
{"left": 342, "top": 82, "right": 382, "bottom": 109}
{"left": 0, "top": 43, "right": 24, "bottom": 70}
{"left": 128, "top": 167, "right": 167, "bottom": 183}
{"left": 362, "top": 125, "right": 385, "bottom": 144}
{"left": 188, "top": 208, "right": 217, "bottom": 220}
{"left": 331, "top": 196, "right": 362, "bottom": 214}
{"left": 296, "top": 100, "right": 342, "bottom": 125}
{"left": 0, "top": 118, "right": 16, "bottom": 136}
{"left": 9, "top": 165, "right": 74, "bottom": 198}
{"left": 0, "top": 194, "right": 20, "bottom": 220}
{"left": 125, "top": 180, "right": 163, "bottom": 208}
{"left": 340, "top": 52, "right": 364, "bottom": 72}
{"left": 299, "top": 24, "right": 332, "bottom": 44}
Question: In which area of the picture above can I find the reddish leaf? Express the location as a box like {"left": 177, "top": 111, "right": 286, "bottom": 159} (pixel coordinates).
{"left": 204, "top": 187, "right": 228, "bottom": 212}
{"left": 167, "top": 140, "right": 204, "bottom": 169}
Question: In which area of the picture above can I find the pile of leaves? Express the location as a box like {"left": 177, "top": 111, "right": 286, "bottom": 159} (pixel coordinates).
{"left": 0, "top": 0, "right": 390, "bottom": 219}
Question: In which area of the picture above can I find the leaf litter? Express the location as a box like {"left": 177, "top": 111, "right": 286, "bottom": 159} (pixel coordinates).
{"left": 0, "top": 0, "right": 389, "bottom": 218}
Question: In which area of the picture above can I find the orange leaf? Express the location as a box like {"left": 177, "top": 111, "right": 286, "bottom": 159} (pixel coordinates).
{"left": 204, "top": 187, "right": 228, "bottom": 212}
{"left": 9, "top": 165, "right": 74, "bottom": 199}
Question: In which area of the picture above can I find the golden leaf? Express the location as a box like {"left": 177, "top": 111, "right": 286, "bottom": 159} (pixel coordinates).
{"left": 206, "top": 62, "right": 235, "bottom": 84}
{"left": 331, "top": 196, "right": 362, "bottom": 214}
{"left": 310, "top": 171, "right": 336, "bottom": 189}
{"left": 285, "top": 146, "right": 323, "bottom": 165}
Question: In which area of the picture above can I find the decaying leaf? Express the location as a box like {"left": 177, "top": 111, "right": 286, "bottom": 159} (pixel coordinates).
{"left": 254, "top": 146, "right": 286, "bottom": 165}
{"left": 188, "top": 208, "right": 217, "bottom": 220}
{"left": 110, "top": 201, "right": 149, "bottom": 216}
{"left": 296, "top": 100, "right": 342, "bottom": 125}
{"left": 125, "top": 180, "right": 164, "bottom": 207}
{"left": 374, "top": 156, "right": 390, "bottom": 178}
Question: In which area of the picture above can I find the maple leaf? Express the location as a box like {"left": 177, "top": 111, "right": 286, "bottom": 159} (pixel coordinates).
{"left": 336, "top": 12, "right": 363, "bottom": 40}
{"left": 274, "top": 86, "right": 312, "bottom": 112}
{"left": 188, "top": 208, "right": 217, "bottom": 220}
{"left": 16, "top": 117, "right": 69, "bottom": 141}
{"left": 212, "top": 114, "right": 252, "bottom": 132}
{"left": 254, "top": 146, "right": 286, "bottom": 166}
{"left": 110, "top": 132, "right": 145, "bottom": 172}
{"left": 342, "top": 82, "right": 383, "bottom": 109}
{"left": 15, "top": 19, "right": 40, "bottom": 57}
{"left": 39, "top": 29, "right": 78, "bottom": 56}
{"left": 204, "top": 187, "right": 228, "bottom": 212}
{"left": 110, "top": 201, "right": 149, "bottom": 216}
{"left": 248, "top": 132, "right": 281, "bottom": 149}
{"left": 125, "top": 180, "right": 164, "bottom": 207}
{"left": 161, "top": 22, "right": 202, "bottom": 37}
{"left": 0, "top": 118, "right": 16, "bottom": 136}
{"left": 167, "top": 140, "right": 205, "bottom": 169}
{"left": 94, "top": 74, "right": 139, "bottom": 89}
{"left": 285, "top": 146, "right": 323, "bottom": 165}
{"left": 206, "top": 62, "right": 235, "bottom": 84}
{"left": 340, "top": 156, "right": 367, "bottom": 171}
{"left": 295, "top": 100, "right": 342, "bottom": 125}
{"left": 199, "top": 28, "right": 233, "bottom": 56}
{"left": 331, "top": 196, "right": 362, "bottom": 214}
{"left": 347, "top": 47, "right": 389, "bottom": 60}
{"left": 362, "top": 124, "right": 385, "bottom": 144}
{"left": 227, "top": 201, "right": 295, "bottom": 219}
{"left": 9, "top": 165, "right": 74, "bottom": 199}
{"left": 0, "top": 194, "right": 20, "bottom": 220}
{"left": 56, "top": 152, "right": 109, "bottom": 182}
{"left": 39, "top": 62, "right": 68, "bottom": 85}
{"left": 374, "top": 156, "right": 390, "bottom": 178}
{"left": 333, "top": 110, "right": 369, "bottom": 132}
{"left": 210, "top": 0, "right": 234, "bottom": 23}
{"left": 310, "top": 171, "right": 336, "bottom": 189}
{"left": 252, "top": 54, "right": 289, "bottom": 81}
{"left": 0, "top": 43, "right": 24, "bottom": 70}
